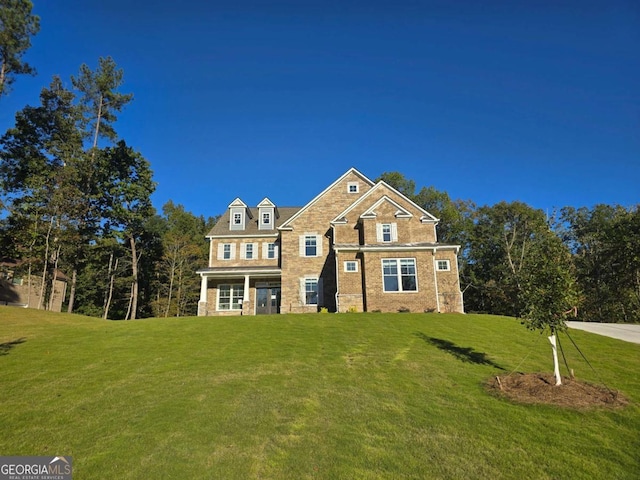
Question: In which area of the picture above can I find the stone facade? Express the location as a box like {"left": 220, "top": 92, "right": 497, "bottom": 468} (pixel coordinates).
{"left": 197, "top": 168, "right": 464, "bottom": 315}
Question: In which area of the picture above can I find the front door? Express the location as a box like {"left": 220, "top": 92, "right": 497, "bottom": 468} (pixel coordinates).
{"left": 256, "top": 286, "right": 281, "bottom": 314}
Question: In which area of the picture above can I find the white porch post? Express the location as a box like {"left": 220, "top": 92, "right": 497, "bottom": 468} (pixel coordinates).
{"left": 197, "top": 275, "right": 208, "bottom": 316}
{"left": 243, "top": 275, "right": 250, "bottom": 315}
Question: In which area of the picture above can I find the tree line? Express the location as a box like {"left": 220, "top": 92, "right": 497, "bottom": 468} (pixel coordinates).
{"left": 0, "top": 55, "right": 214, "bottom": 319}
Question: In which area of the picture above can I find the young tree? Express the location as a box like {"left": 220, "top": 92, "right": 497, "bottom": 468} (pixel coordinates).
{"left": 520, "top": 232, "right": 579, "bottom": 385}
{"left": 0, "top": 0, "right": 40, "bottom": 97}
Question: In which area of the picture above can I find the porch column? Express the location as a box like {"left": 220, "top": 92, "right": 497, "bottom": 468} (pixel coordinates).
{"left": 242, "top": 275, "right": 250, "bottom": 315}
{"left": 197, "top": 275, "right": 208, "bottom": 316}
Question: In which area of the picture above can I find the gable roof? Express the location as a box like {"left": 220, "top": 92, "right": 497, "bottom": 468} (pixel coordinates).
{"left": 228, "top": 198, "right": 247, "bottom": 208}
{"left": 360, "top": 196, "right": 413, "bottom": 219}
{"left": 279, "top": 167, "right": 375, "bottom": 230}
{"left": 331, "top": 180, "right": 440, "bottom": 224}
{"left": 257, "top": 198, "right": 276, "bottom": 208}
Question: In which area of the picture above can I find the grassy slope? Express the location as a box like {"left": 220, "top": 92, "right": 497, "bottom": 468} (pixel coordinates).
{"left": 0, "top": 307, "right": 638, "bottom": 479}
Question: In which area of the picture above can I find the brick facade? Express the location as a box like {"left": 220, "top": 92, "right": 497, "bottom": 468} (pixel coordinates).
{"left": 197, "top": 168, "right": 464, "bottom": 315}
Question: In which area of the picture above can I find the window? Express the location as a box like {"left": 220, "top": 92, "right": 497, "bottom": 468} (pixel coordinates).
{"left": 259, "top": 207, "right": 274, "bottom": 230}
{"left": 382, "top": 224, "right": 392, "bottom": 242}
{"left": 241, "top": 242, "right": 257, "bottom": 260}
{"left": 217, "top": 243, "right": 236, "bottom": 260}
{"left": 218, "top": 284, "right": 244, "bottom": 310}
{"left": 376, "top": 223, "right": 398, "bottom": 242}
{"left": 230, "top": 205, "right": 246, "bottom": 231}
{"left": 263, "top": 242, "right": 278, "bottom": 259}
{"left": 344, "top": 261, "right": 358, "bottom": 272}
{"left": 305, "top": 278, "right": 318, "bottom": 305}
{"left": 305, "top": 236, "right": 317, "bottom": 256}
{"left": 299, "top": 234, "right": 322, "bottom": 257}
{"left": 348, "top": 182, "right": 359, "bottom": 193}
{"left": 436, "top": 260, "right": 450, "bottom": 271}
{"left": 382, "top": 259, "right": 417, "bottom": 292}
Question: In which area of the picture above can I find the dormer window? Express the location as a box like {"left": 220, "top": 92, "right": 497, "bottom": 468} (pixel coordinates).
{"left": 228, "top": 198, "right": 248, "bottom": 231}
{"left": 258, "top": 197, "right": 276, "bottom": 230}
{"left": 230, "top": 209, "right": 245, "bottom": 230}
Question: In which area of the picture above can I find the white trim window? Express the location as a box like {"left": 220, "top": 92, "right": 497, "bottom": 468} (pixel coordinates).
{"left": 436, "top": 259, "right": 451, "bottom": 271}
{"left": 347, "top": 181, "right": 359, "bottom": 193}
{"left": 259, "top": 210, "right": 274, "bottom": 230}
{"left": 299, "top": 234, "right": 323, "bottom": 257}
{"left": 241, "top": 242, "right": 257, "bottom": 260}
{"left": 376, "top": 223, "right": 398, "bottom": 243}
{"left": 301, "top": 277, "right": 322, "bottom": 305}
{"left": 263, "top": 242, "right": 278, "bottom": 259}
{"left": 217, "top": 243, "right": 236, "bottom": 260}
{"left": 382, "top": 258, "right": 417, "bottom": 292}
{"left": 217, "top": 284, "right": 244, "bottom": 310}
{"left": 344, "top": 261, "right": 358, "bottom": 272}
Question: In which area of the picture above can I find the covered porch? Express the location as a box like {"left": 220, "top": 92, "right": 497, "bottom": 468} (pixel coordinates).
{"left": 196, "top": 266, "right": 282, "bottom": 316}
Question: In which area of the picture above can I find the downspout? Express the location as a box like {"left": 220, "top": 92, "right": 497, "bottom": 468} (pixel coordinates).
{"left": 432, "top": 250, "right": 441, "bottom": 313}
{"left": 455, "top": 246, "right": 465, "bottom": 314}
{"left": 333, "top": 225, "right": 340, "bottom": 313}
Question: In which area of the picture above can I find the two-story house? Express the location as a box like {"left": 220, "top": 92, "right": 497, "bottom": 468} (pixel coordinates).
{"left": 197, "top": 168, "right": 464, "bottom": 315}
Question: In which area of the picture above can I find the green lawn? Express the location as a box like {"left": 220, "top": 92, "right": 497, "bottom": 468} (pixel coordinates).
{"left": 1, "top": 307, "right": 638, "bottom": 479}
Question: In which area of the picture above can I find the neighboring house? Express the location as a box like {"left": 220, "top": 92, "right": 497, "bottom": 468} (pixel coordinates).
{"left": 197, "top": 168, "right": 464, "bottom": 316}
{"left": 0, "top": 258, "right": 68, "bottom": 312}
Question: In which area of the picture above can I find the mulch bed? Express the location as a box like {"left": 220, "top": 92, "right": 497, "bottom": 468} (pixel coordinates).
{"left": 486, "top": 373, "right": 629, "bottom": 409}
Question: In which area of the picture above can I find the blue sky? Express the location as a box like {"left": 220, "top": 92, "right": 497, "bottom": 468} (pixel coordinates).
{"left": 1, "top": 1, "right": 638, "bottom": 218}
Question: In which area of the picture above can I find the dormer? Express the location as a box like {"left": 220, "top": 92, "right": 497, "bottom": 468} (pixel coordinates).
{"left": 228, "top": 198, "right": 249, "bottom": 231}
{"left": 258, "top": 197, "right": 276, "bottom": 230}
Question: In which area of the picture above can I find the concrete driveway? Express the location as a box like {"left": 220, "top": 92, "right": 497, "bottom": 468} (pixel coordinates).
{"left": 566, "top": 322, "right": 640, "bottom": 345}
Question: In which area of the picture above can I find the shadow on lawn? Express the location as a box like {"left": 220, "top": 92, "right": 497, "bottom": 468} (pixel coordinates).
{"left": 0, "top": 338, "right": 26, "bottom": 356}
{"left": 414, "top": 332, "right": 505, "bottom": 370}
